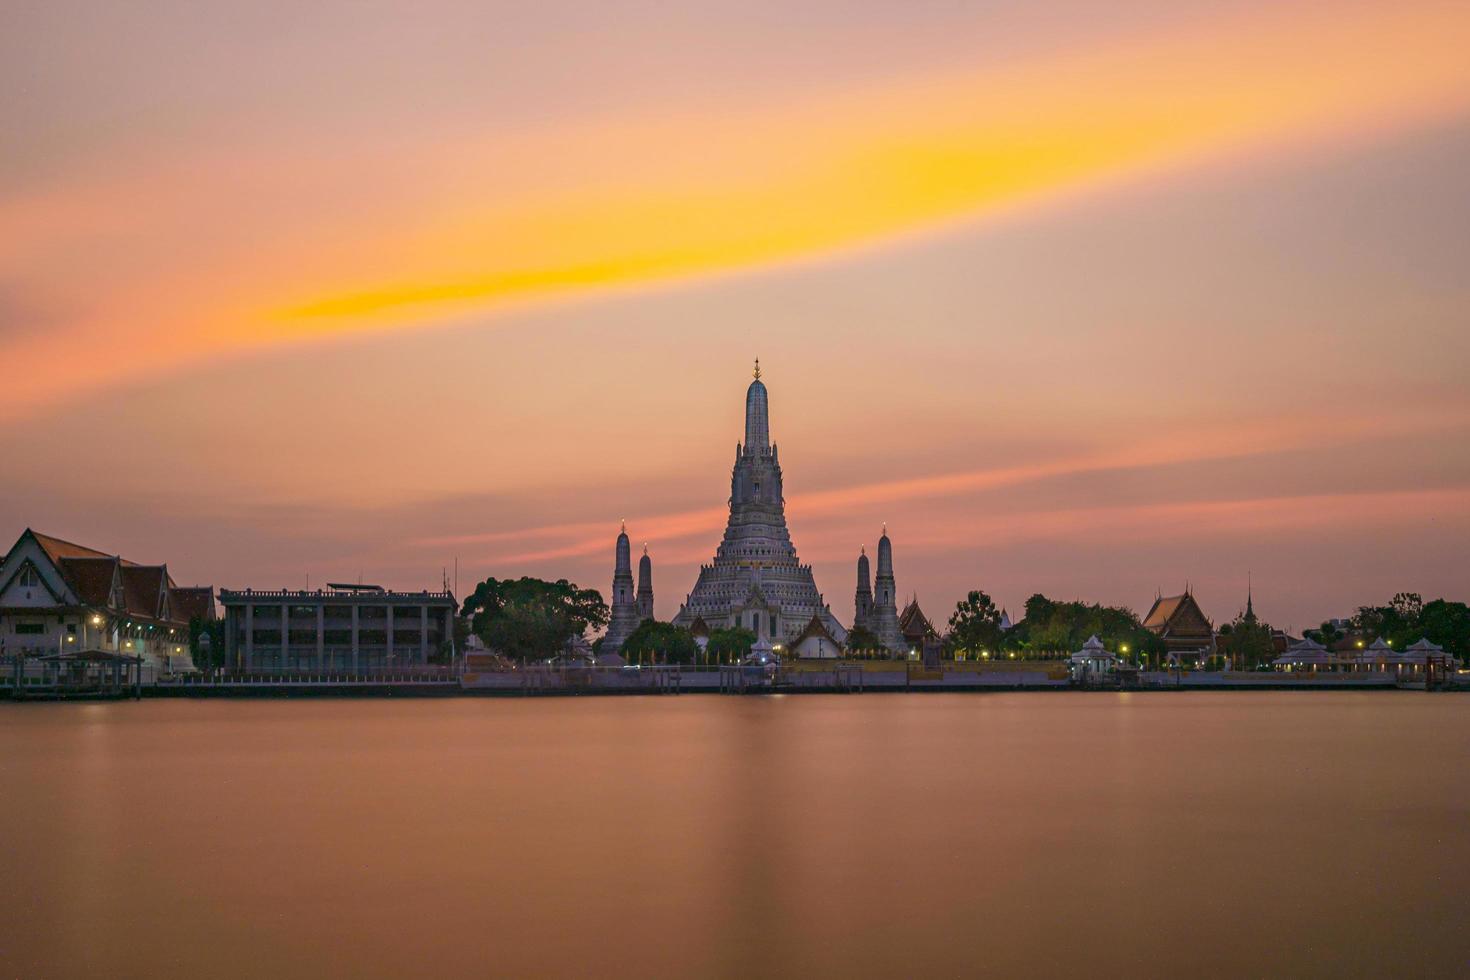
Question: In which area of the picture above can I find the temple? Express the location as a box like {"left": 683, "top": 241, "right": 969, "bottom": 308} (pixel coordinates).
{"left": 865, "top": 527, "right": 904, "bottom": 654}
{"left": 636, "top": 544, "right": 654, "bottom": 622}
{"left": 853, "top": 547, "right": 872, "bottom": 630}
{"left": 1142, "top": 588, "right": 1216, "bottom": 660}
{"left": 602, "top": 522, "right": 641, "bottom": 653}
{"left": 672, "top": 362, "right": 846, "bottom": 647}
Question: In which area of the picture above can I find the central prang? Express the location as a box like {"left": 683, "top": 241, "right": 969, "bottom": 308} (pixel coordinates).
{"left": 670, "top": 361, "right": 848, "bottom": 650}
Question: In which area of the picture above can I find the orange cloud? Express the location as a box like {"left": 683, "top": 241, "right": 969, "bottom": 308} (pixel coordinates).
{"left": 4, "top": 1, "right": 1469, "bottom": 414}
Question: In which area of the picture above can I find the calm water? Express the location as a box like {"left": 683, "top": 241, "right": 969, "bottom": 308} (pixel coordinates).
{"left": 2, "top": 693, "right": 1467, "bottom": 978}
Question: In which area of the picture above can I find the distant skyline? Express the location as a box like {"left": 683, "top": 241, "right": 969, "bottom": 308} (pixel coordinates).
{"left": 3, "top": 0, "right": 1468, "bottom": 633}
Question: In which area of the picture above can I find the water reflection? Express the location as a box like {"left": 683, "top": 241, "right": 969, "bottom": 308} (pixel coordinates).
{"left": 1, "top": 694, "right": 1466, "bottom": 978}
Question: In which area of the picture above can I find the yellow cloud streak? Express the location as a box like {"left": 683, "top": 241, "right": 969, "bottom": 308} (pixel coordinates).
{"left": 270, "top": 1, "right": 1470, "bottom": 332}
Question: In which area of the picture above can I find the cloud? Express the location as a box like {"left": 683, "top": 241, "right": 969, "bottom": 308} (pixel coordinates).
{"left": 3, "top": 1, "right": 1469, "bottom": 413}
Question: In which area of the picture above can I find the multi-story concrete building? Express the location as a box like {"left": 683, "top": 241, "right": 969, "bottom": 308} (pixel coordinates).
{"left": 218, "top": 584, "right": 456, "bottom": 671}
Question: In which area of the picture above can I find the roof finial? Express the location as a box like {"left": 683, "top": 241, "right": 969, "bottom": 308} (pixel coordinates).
{"left": 620, "top": 518, "right": 626, "bottom": 533}
{"left": 643, "top": 543, "right": 648, "bottom": 555}
{"left": 753, "top": 357, "right": 761, "bottom": 381}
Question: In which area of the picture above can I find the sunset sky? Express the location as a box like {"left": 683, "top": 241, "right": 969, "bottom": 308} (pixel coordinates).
{"left": 3, "top": 0, "right": 1468, "bottom": 633}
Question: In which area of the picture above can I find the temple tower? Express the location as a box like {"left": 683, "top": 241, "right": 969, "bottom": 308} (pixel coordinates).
{"left": 672, "top": 361, "right": 847, "bottom": 647}
{"left": 604, "top": 522, "right": 640, "bottom": 652}
{"left": 636, "top": 545, "right": 654, "bottom": 622}
{"left": 868, "top": 526, "right": 905, "bottom": 654}
{"left": 854, "top": 547, "right": 872, "bottom": 629}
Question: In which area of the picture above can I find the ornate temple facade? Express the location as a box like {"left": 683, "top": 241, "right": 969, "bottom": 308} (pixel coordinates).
{"left": 672, "top": 363, "right": 846, "bottom": 648}
{"left": 1142, "top": 589, "right": 1215, "bottom": 659}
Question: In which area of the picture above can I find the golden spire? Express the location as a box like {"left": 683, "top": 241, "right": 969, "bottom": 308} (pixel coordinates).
{"left": 753, "top": 357, "right": 761, "bottom": 381}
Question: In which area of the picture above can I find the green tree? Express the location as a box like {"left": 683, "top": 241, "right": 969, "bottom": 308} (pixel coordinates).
{"left": 1006, "top": 594, "right": 1161, "bottom": 661}
{"left": 844, "top": 624, "right": 882, "bottom": 656}
{"left": 706, "top": 627, "right": 757, "bottom": 663}
{"left": 947, "top": 591, "right": 1003, "bottom": 657}
{"left": 459, "top": 577, "right": 608, "bottom": 661}
{"left": 188, "top": 616, "right": 225, "bottom": 672}
{"left": 1218, "top": 614, "right": 1275, "bottom": 669}
{"left": 1419, "top": 599, "right": 1470, "bottom": 663}
{"left": 620, "top": 620, "right": 699, "bottom": 664}
{"left": 1307, "top": 620, "right": 1344, "bottom": 650}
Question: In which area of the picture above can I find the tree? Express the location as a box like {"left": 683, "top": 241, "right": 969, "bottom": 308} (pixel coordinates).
{"left": 620, "top": 620, "right": 699, "bottom": 664}
{"left": 1005, "top": 594, "right": 1161, "bottom": 661}
{"left": 844, "top": 625, "right": 882, "bottom": 656}
{"left": 1307, "top": 620, "right": 1344, "bottom": 650}
{"left": 706, "top": 627, "right": 756, "bottom": 663}
{"left": 947, "top": 591, "right": 1003, "bottom": 657}
{"left": 459, "top": 577, "right": 608, "bottom": 661}
{"left": 1419, "top": 599, "right": 1470, "bottom": 663}
{"left": 1218, "top": 613, "right": 1275, "bottom": 669}
{"left": 188, "top": 616, "right": 225, "bottom": 672}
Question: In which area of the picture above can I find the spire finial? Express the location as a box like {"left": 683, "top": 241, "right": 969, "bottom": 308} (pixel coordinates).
{"left": 620, "top": 518, "right": 626, "bottom": 533}
{"left": 643, "top": 543, "right": 648, "bottom": 555}
{"left": 753, "top": 357, "right": 761, "bottom": 381}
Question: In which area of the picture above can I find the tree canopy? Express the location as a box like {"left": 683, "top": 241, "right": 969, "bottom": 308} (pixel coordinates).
{"left": 706, "top": 626, "right": 756, "bottom": 663}
{"left": 1349, "top": 593, "right": 1469, "bottom": 660}
{"left": 946, "top": 591, "right": 1003, "bottom": 656}
{"left": 460, "top": 576, "right": 608, "bottom": 661}
{"left": 844, "top": 624, "right": 882, "bottom": 654}
{"left": 1009, "top": 592, "right": 1162, "bottom": 657}
{"left": 619, "top": 620, "right": 699, "bottom": 664}
{"left": 1217, "top": 612, "right": 1275, "bottom": 668}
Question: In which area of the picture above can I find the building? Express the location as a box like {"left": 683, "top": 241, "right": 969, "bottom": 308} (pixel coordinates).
{"left": 899, "top": 596, "right": 940, "bottom": 656}
{"left": 636, "top": 544, "right": 654, "bottom": 622}
{"left": 1070, "top": 634, "right": 1119, "bottom": 683}
{"left": 791, "top": 614, "right": 842, "bottom": 659}
{"left": 218, "top": 584, "right": 456, "bottom": 671}
{"left": 862, "top": 528, "right": 905, "bottom": 655}
{"left": 602, "top": 523, "right": 641, "bottom": 653}
{"left": 672, "top": 362, "right": 846, "bottom": 647}
{"left": 1142, "top": 589, "right": 1215, "bottom": 661}
{"left": 0, "top": 528, "right": 210, "bottom": 671}
{"left": 853, "top": 547, "right": 872, "bottom": 630}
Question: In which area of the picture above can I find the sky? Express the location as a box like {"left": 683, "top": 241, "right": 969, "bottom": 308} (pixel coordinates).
{"left": 3, "top": 0, "right": 1468, "bottom": 634}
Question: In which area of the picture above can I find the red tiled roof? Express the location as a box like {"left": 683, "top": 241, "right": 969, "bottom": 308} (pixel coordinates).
{"left": 170, "top": 586, "right": 216, "bottom": 622}
{"left": 120, "top": 565, "right": 167, "bottom": 619}
{"left": 1142, "top": 595, "right": 1186, "bottom": 630}
{"left": 32, "top": 530, "right": 115, "bottom": 563}
{"left": 59, "top": 556, "right": 120, "bottom": 606}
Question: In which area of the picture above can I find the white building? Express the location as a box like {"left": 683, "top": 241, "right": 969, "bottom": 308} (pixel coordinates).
{"left": 0, "top": 528, "right": 213, "bottom": 671}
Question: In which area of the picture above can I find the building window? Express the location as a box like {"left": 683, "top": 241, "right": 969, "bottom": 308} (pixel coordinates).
{"left": 16, "top": 623, "right": 45, "bottom": 634}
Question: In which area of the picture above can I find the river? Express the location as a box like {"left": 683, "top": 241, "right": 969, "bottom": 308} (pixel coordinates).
{"left": 2, "top": 693, "right": 1466, "bottom": 978}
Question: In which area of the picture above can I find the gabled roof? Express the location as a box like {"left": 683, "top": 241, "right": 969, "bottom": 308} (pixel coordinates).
{"left": 1142, "top": 592, "right": 1212, "bottom": 634}
{"left": 687, "top": 616, "right": 710, "bottom": 638}
{"left": 121, "top": 565, "right": 169, "bottom": 619}
{"left": 30, "top": 529, "right": 118, "bottom": 563}
{"left": 59, "top": 557, "right": 122, "bottom": 607}
{"left": 793, "top": 614, "right": 838, "bottom": 647}
{"left": 169, "top": 586, "right": 216, "bottom": 622}
{"left": 898, "top": 598, "right": 938, "bottom": 640}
